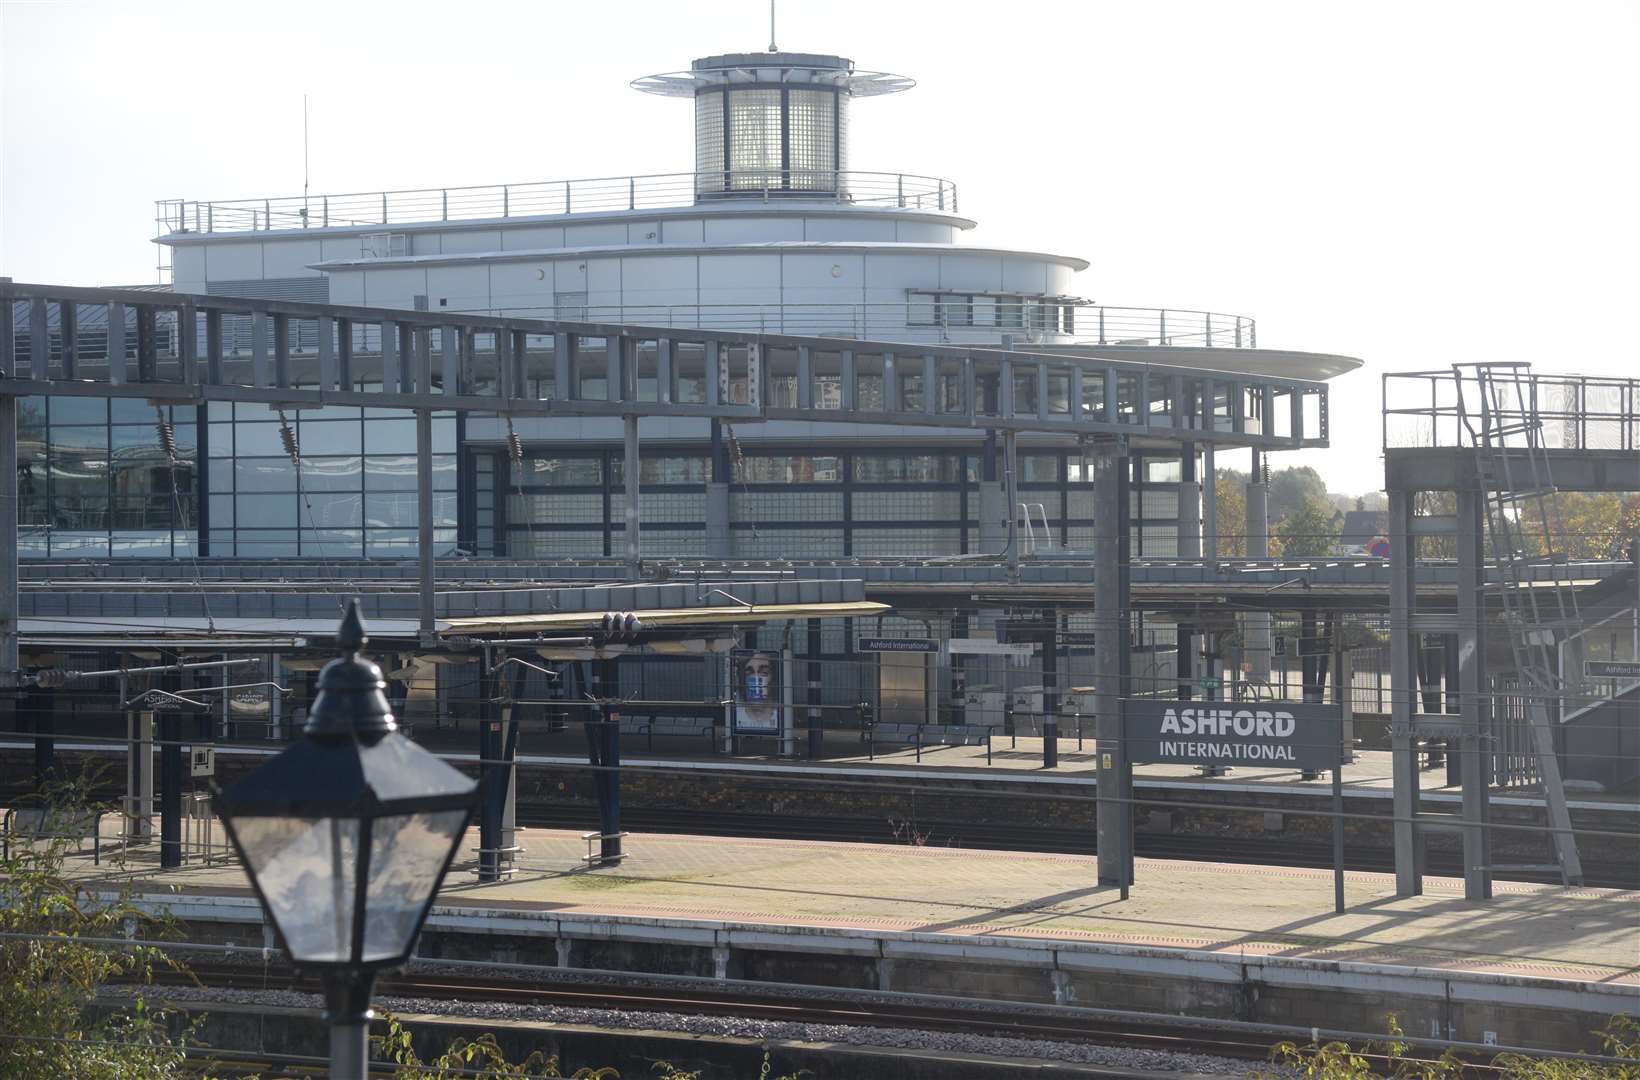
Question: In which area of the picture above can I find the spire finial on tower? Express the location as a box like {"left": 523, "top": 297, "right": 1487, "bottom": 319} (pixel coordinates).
{"left": 768, "top": 0, "right": 777, "bottom": 52}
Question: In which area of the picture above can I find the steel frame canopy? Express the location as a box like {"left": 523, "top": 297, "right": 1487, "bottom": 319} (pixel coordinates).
{"left": 0, "top": 282, "right": 1328, "bottom": 449}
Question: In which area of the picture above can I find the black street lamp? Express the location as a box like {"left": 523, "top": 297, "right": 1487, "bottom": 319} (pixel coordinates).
{"left": 215, "top": 600, "right": 477, "bottom": 1079}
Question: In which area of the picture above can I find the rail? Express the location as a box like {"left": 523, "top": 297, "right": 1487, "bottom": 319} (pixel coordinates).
{"left": 444, "top": 302, "right": 1257, "bottom": 350}
{"left": 154, "top": 170, "right": 959, "bottom": 237}
{"left": 1383, "top": 369, "right": 1640, "bottom": 452}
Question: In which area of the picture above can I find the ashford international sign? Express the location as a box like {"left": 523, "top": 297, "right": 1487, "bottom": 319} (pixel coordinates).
{"left": 1123, "top": 699, "right": 1343, "bottom": 771}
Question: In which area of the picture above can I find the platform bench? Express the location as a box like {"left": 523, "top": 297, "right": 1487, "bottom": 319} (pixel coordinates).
{"left": 918, "top": 723, "right": 998, "bottom": 764}
{"left": 618, "top": 715, "right": 718, "bottom": 753}
{"left": 2, "top": 806, "right": 102, "bottom": 864}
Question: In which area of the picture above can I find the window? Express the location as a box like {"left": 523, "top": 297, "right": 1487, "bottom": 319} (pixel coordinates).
{"left": 694, "top": 92, "right": 726, "bottom": 189}
{"left": 787, "top": 89, "right": 837, "bottom": 187}
{"left": 727, "top": 88, "right": 782, "bottom": 187}
{"left": 854, "top": 453, "right": 963, "bottom": 484}
{"left": 738, "top": 455, "right": 841, "bottom": 484}
{"left": 521, "top": 456, "right": 602, "bottom": 487}
{"left": 609, "top": 456, "right": 708, "bottom": 485}
{"left": 907, "top": 294, "right": 937, "bottom": 326}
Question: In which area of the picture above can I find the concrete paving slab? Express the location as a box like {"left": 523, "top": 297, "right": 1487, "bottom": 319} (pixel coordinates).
{"left": 62, "top": 825, "right": 1640, "bottom": 986}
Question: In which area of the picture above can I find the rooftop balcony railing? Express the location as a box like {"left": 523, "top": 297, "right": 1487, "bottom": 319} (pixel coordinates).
{"left": 155, "top": 170, "right": 958, "bottom": 237}
{"left": 1383, "top": 369, "right": 1640, "bottom": 451}
{"left": 457, "top": 302, "right": 1256, "bottom": 349}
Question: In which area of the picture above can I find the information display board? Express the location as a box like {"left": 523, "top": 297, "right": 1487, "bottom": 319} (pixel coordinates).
{"left": 1123, "top": 699, "right": 1343, "bottom": 771}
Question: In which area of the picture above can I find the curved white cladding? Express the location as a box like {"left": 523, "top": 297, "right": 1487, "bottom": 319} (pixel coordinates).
{"left": 316, "top": 244, "right": 1083, "bottom": 342}
{"left": 165, "top": 203, "right": 973, "bottom": 295}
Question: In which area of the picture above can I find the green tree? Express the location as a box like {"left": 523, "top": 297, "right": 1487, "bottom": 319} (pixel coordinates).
{"left": 1214, "top": 468, "right": 1248, "bottom": 557}
{"left": 0, "top": 777, "right": 215, "bottom": 1079}
{"left": 1518, "top": 492, "right": 1638, "bottom": 561}
{"left": 1267, "top": 466, "right": 1329, "bottom": 524}
{"left": 1274, "top": 497, "right": 1341, "bottom": 558}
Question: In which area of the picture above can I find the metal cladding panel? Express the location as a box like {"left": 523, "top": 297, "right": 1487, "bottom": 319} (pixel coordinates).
{"left": 802, "top": 216, "right": 897, "bottom": 242}
{"left": 436, "top": 230, "right": 505, "bottom": 255}
{"left": 619, "top": 255, "right": 702, "bottom": 302}
{"left": 201, "top": 241, "right": 264, "bottom": 281}
{"left": 895, "top": 220, "right": 956, "bottom": 243}
{"left": 320, "top": 236, "right": 367, "bottom": 262}
{"left": 699, "top": 254, "right": 782, "bottom": 304}
{"left": 702, "top": 216, "right": 804, "bottom": 244}
{"left": 563, "top": 222, "right": 629, "bottom": 247}
{"left": 662, "top": 218, "right": 705, "bottom": 244}
{"left": 499, "top": 226, "right": 568, "bottom": 250}
{"left": 936, "top": 252, "right": 1008, "bottom": 292}
{"left": 360, "top": 267, "right": 430, "bottom": 308}
{"left": 1000, "top": 258, "right": 1054, "bottom": 296}
{"left": 325, "top": 271, "right": 366, "bottom": 308}
{"left": 860, "top": 251, "right": 946, "bottom": 302}
{"left": 259, "top": 238, "right": 324, "bottom": 279}
{"left": 780, "top": 252, "right": 865, "bottom": 291}
{"left": 426, "top": 265, "right": 489, "bottom": 309}
{"left": 172, "top": 247, "right": 207, "bottom": 292}
{"left": 585, "top": 257, "right": 623, "bottom": 303}
{"left": 484, "top": 261, "right": 552, "bottom": 306}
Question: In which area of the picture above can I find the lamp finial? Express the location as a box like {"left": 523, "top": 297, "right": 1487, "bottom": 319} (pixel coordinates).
{"left": 338, "top": 599, "right": 368, "bottom": 653}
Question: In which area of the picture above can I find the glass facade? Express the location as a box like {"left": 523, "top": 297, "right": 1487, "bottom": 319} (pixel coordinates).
{"left": 207, "top": 405, "right": 457, "bottom": 558}
{"left": 694, "top": 86, "right": 843, "bottom": 195}
{"left": 486, "top": 445, "right": 1185, "bottom": 561}
{"left": 18, "top": 395, "right": 458, "bottom": 560}
{"left": 787, "top": 89, "right": 836, "bottom": 189}
{"left": 20, "top": 396, "right": 197, "bottom": 558}
{"left": 727, "top": 88, "right": 782, "bottom": 189}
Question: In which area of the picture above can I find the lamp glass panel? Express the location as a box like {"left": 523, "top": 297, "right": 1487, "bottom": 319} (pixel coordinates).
{"left": 361, "top": 809, "right": 468, "bottom": 962}
{"left": 231, "top": 816, "right": 359, "bottom": 963}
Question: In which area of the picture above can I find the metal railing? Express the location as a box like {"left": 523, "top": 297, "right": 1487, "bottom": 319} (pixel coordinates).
{"left": 1383, "top": 369, "right": 1640, "bottom": 451}
{"left": 154, "top": 170, "right": 959, "bottom": 237}
{"left": 440, "top": 302, "right": 1256, "bottom": 350}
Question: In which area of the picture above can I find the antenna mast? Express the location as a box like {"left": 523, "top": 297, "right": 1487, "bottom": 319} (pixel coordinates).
{"left": 768, "top": 0, "right": 777, "bottom": 52}
{"left": 302, "top": 94, "right": 310, "bottom": 222}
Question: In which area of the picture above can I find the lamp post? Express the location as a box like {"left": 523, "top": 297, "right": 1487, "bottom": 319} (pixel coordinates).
{"left": 214, "top": 600, "right": 478, "bottom": 1079}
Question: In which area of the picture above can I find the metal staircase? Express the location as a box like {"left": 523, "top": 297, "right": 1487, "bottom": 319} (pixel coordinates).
{"left": 1453, "top": 362, "right": 1583, "bottom": 885}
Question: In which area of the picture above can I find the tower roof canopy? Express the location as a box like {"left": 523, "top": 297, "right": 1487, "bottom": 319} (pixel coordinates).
{"left": 633, "top": 51, "right": 913, "bottom": 97}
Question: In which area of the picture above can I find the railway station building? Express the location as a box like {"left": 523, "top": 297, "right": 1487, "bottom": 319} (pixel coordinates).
{"left": 5, "top": 40, "right": 1633, "bottom": 899}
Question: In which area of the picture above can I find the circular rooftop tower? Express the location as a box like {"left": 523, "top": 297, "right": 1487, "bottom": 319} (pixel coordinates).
{"left": 633, "top": 52, "right": 913, "bottom": 201}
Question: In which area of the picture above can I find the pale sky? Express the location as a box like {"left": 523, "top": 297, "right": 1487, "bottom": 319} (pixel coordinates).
{"left": 3, "top": 0, "right": 1636, "bottom": 495}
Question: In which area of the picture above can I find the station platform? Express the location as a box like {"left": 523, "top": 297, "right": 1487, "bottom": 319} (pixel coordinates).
{"left": 67, "top": 825, "right": 1639, "bottom": 987}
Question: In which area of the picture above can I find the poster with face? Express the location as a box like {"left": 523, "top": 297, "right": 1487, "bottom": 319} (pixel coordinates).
{"left": 732, "top": 649, "right": 781, "bottom": 733}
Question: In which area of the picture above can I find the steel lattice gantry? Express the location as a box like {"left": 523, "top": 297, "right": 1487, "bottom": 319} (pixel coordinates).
{"left": 1383, "top": 365, "right": 1640, "bottom": 899}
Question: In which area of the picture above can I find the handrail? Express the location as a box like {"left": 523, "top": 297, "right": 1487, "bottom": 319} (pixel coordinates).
{"left": 155, "top": 170, "right": 959, "bottom": 237}
{"left": 415, "top": 302, "right": 1256, "bottom": 350}
{"left": 1383, "top": 370, "right": 1640, "bottom": 452}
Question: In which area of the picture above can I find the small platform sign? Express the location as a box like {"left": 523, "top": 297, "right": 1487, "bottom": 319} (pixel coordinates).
{"left": 1585, "top": 660, "right": 1640, "bottom": 679}
{"left": 856, "top": 637, "right": 939, "bottom": 653}
{"left": 1123, "top": 699, "right": 1342, "bottom": 771}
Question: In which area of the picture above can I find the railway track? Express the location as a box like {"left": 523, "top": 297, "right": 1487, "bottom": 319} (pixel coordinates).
{"left": 7, "top": 748, "right": 1634, "bottom": 888}
{"left": 515, "top": 804, "right": 1639, "bottom": 889}
{"left": 154, "top": 962, "right": 1516, "bottom": 1078}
